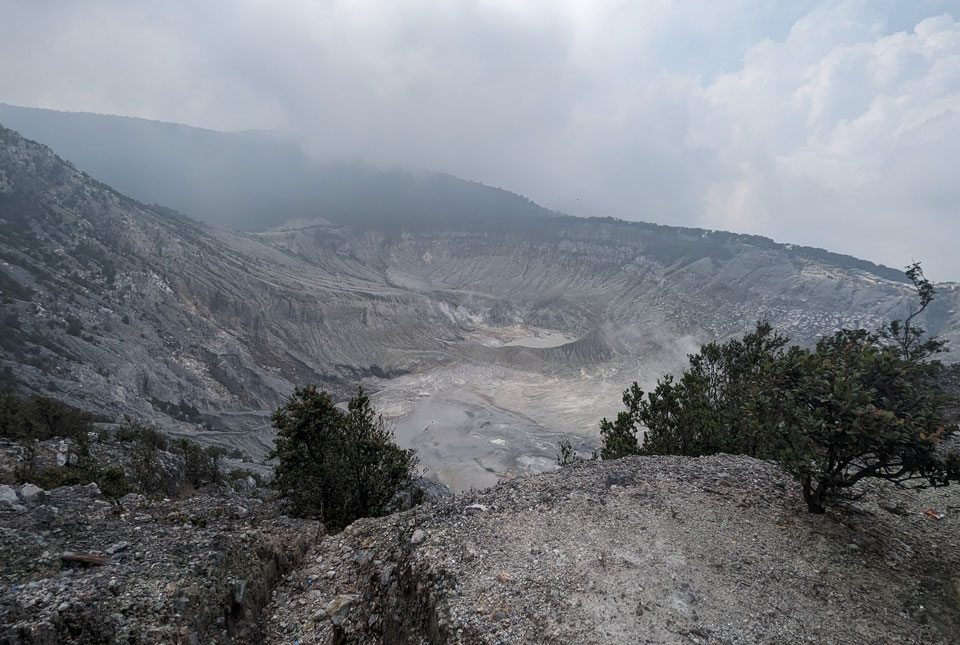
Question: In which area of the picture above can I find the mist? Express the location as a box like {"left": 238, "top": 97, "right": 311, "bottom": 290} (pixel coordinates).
{"left": 1, "top": 1, "right": 958, "bottom": 278}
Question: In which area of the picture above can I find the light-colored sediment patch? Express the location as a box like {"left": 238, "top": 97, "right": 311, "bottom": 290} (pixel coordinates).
{"left": 368, "top": 362, "right": 635, "bottom": 492}
{"left": 503, "top": 333, "right": 575, "bottom": 348}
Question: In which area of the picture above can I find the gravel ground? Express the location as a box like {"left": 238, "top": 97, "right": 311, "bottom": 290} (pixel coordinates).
{"left": 0, "top": 482, "right": 318, "bottom": 644}
{"left": 261, "top": 454, "right": 960, "bottom": 644}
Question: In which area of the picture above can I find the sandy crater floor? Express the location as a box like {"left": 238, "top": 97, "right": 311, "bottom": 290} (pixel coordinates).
{"left": 366, "top": 324, "right": 699, "bottom": 492}
{"left": 368, "top": 361, "right": 625, "bottom": 491}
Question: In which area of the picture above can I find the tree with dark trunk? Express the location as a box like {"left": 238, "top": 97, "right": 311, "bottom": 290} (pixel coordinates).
{"left": 601, "top": 263, "right": 960, "bottom": 513}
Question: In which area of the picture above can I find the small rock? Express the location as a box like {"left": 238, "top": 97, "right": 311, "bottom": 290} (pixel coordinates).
{"left": 233, "top": 580, "right": 247, "bottom": 604}
{"left": 410, "top": 529, "right": 426, "bottom": 545}
{"left": 354, "top": 550, "right": 372, "bottom": 567}
{"left": 325, "top": 594, "right": 359, "bottom": 626}
{"left": 380, "top": 565, "right": 394, "bottom": 586}
{"left": 496, "top": 571, "right": 511, "bottom": 583}
{"left": 105, "top": 541, "right": 130, "bottom": 556}
{"left": 20, "top": 483, "right": 44, "bottom": 501}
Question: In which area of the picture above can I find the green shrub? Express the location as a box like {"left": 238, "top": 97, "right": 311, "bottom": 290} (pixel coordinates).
{"left": 556, "top": 440, "right": 577, "bottom": 467}
{"left": 225, "top": 468, "right": 264, "bottom": 486}
{"left": 555, "top": 439, "right": 595, "bottom": 466}
{"left": 65, "top": 316, "right": 83, "bottom": 336}
{"left": 173, "top": 438, "right": 224, "bottom": 487}
{"left": 270, "top": 385, "right": 422, "bottom": 531}
{"left": 112, "top": 422, "right": 224, "bottom": 495}
{"left": 128, "top": 441, "right": 172, "bottom": 497}
{"left": 27, "top": 463, "right": 131, "bottom": 500}
{"left": 602, "top": 263, "right": 960, "bottom": 513}
{"left": 0, "top": 394, "right": 94, "bottom": 444}
{"left": 0, "top": 397, "right": 226, "bottom": 500}
{"left": 600, "top": 322, "right": 791, "bottom": 461}
{"left": 97, "top": 467, "right": 133, "bottom": 500}
{"left": 115, "top": 420, "right": 168, "bottom": 450}
{"left": 32, "top": 465, "right": 91, "bottom": 490}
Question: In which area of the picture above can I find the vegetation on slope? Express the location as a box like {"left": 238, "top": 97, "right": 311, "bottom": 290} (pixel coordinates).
{"left": 269, "top": 385, "right": 423, "bottom": 531}
{"left": 600, "top": 263, "right": 960, "bottom": 512}
{"left": 0, "top": 392, "right": 239, "bottom": 499}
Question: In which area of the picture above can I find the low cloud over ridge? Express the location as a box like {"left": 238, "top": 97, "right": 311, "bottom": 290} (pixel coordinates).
{"left": 1, "top": 1, "right": 958, "bottom": 277}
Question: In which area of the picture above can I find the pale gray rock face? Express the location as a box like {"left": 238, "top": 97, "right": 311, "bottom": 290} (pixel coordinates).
{"left": 1, "top": 123, "right": 958, "bottom": 474}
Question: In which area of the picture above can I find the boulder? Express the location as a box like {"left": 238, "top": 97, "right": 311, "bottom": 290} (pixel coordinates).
{"left": 0, "top": 484, "right": 18, "bottom": 504}
{"left": 19, "top": 484, "right": 43, "bottom": 501}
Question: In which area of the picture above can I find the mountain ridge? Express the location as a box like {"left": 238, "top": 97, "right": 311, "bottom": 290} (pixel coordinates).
{"left": 0, "top": 104, "right": 930, "bottom": 285}
{"left": 0, "top": 103, "right": 559, "bottom": 233}
{"left": 1, "top": 122, "right": 958, "bottom": 487}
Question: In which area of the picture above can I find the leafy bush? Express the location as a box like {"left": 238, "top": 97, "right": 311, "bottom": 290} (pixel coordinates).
{"left": 600, "top": 322, "right": 791, "bottom": 461}
{"left": 0, "top": 393, "right": 94, "bottom": 444}
{"left": 556, "top": 439, "right": 595, "bottom": 466}
{"left": 1, "top": 392, "right": 232, "bottom": 499}
{"left": 65, "top": 316, "right": 83, "bottom": 336}
{"left": 96, "top": 466, "right": 134, "bottom": 500}
{"left": 173, "top": 438, "right": 224, "bottom": 487}
{"left": 225, "top": 468, "right": 264, "bottom": 487}
{"left": 601, "top": 263, "right": 960, "bottom": 512}
{"left": 119, "top": 425, "right": 223, "bottom": 495}
{"left": 115, "top": 420, "right": 169, "bottom": 451}
{"left": 31, "top": 465, "right": 91, "bottom": 491}
{"left": 24, "top": 458, "right": 132, "bottom": 500}
{"left": 127, "top": 441, "right": 173, "bottom": 496}
{"left": 556, "top": 440, "right": 577, "bottom": 467}
{"left": 778, "top": 329, "right": 957, "bottom": 511}
{"left": 270, "top": 385, "right": 423, "bottom": 531}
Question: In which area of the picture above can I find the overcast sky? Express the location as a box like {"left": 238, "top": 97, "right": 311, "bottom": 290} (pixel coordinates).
{"left": 2, "top": 1, "right": 959, "bottom": 279}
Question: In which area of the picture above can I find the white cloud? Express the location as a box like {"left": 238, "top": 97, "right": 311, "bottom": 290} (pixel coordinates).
{"left": 0, "top": 0, "right": 958, "bottom": 277}
{"left": 689, "top": 8, "right": 960, "bottom": 277}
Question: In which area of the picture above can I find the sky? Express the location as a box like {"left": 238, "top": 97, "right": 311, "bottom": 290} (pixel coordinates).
{"left": 1, "top": 0, "right": 959, "bottom": 279}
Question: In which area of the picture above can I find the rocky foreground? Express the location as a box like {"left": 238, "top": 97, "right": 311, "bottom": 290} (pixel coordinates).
{"left": 0, "top": 482, "right": 316, "bottom": 644}
{"left": 2, "top": 454, "right": 959, "bottom": 644}
{"left": 262, "top": 455, "right": 960, "bottom": 644}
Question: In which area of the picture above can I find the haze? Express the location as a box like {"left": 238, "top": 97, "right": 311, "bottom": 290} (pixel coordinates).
{"left": 1, "top": 0, "right": 958, "bottom": 278}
